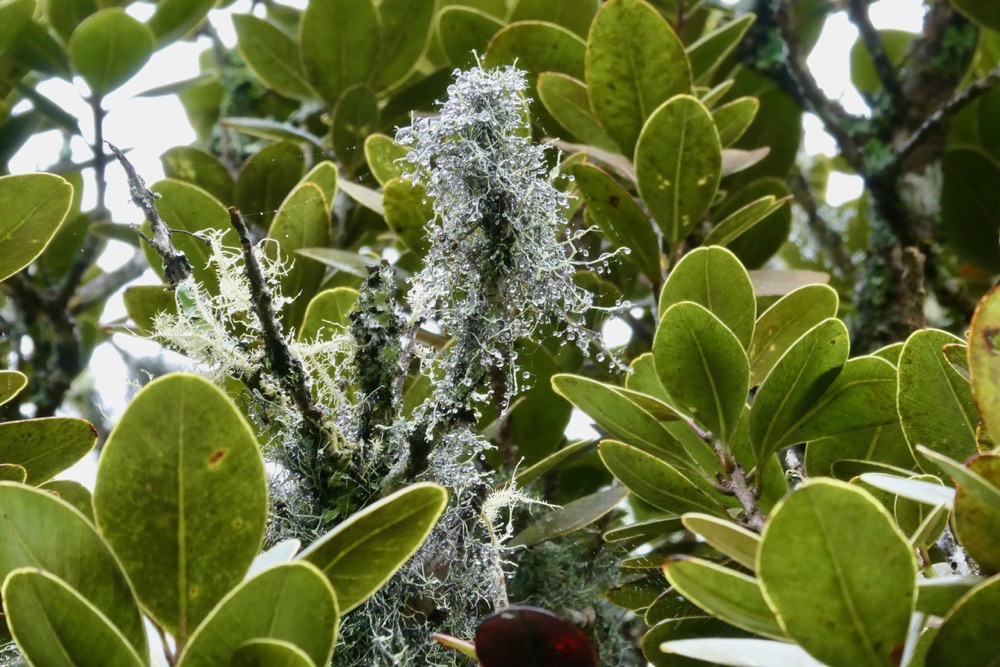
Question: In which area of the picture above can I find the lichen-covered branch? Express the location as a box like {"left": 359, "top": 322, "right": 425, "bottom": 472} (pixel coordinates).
{"left": 845, "top": 0, "right": 903, "bottom": 110}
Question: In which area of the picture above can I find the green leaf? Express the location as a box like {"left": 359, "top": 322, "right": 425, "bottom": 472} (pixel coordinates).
{"left": 374, "top": 0, "right": 435, "bottom": 91}
{"left": 510, "top": 486, "right": 628, "bottom": 547}
{"left": 93, "top": 373, "right": 268, "bottom": 641}
{"left": 663, "top": 558, "right": 784, "bottom": 639}
{"left": 598, "top": 440, "right": 728, "bottom": 517}
{"left": 122, "top": 284, "right": 177, "bottom": 336}
{"left": 0, "top": 417, "right": 96, "bottom": 484}
{"left": 267, "top": 183, "right": 331, "bottom": 330}
{"left": 146, "top": 179, "right": 234, "bottom": 292}
{"left": 749, "top": 318, "right": 848, "bottom": 463}
{"left": 514, "top": 439, "right": 595, "bottom": 487}
{"left": 331, "top": 84, "right": 379, "bottom": 169}
{"left": 659, "top": 638, "right": 825, "bottom": 667}
{"left": 585, "top": 0, "right": 691, "bottom": 155}
{"left": 603, "top": 516, "right": 683, "bottom": 546}
{"left": 147, "top": 0, "right": 214, "bottom": 44}
{"left": 569, "top": 162, "right": 659, "bottom": 281}
{"left": 509, "top": 0, "right": 597, "bottom": 38}
{"left": 916, "top": 576, "right": 980, "bottom": 617}
{"left": 0, "top": 0, "right": 35, "bottom": 59}
{"left": 0, "top": 370, "right": 27, "bottom": 407}
{"left": 233, "top": 14, "right": 315, "bottom": 100}
{"left": 686, "top": 14, "right": 755, "bottom": 84}
{"left": 364, "top": 134, "right": 409, "bottom": 186}
{"left": 636, "top": 95, "right": 721, "bottom": 243}
{"left": 3, "top": 569, "right": 145, "bottom": 667}
{"left": 232, "top": 639, "right": 317, "bottom": 667}
{"left": 300, "top": 0, "right": 379, "bottom": 105}
{"left": 222, "top": 118, "right": 325, "bottom": 149}
{"left": 654, "top": 302, "right": 749, "bottom": 442}
{"left": 949, "top": 0, "right": 1000, "bottom": 32}
{"left": 968, "top": 285, "right": 1000, "bottom": 442}
{"left": 0, "top": 464, "right": 26, "bottom": 482}
{"left": 657, "top": 246, "right": 755, "bottom": 349}
{"left": 758, "top": 480, "right": 916, "bottom": 667}
{"left": 161, "top": 146, "right": 235, "bottom": 205}
{"left": 894, "top": 475, "right": 949, "bottom": 547}
{"left": 297, "top": 287, "right": 358, "bottom": 342}
{"left": 926, "top": 573, "right": 1000, "bottom": 665}
{"left": 382, "top": 177, "right": 432, "bottom": 257}
{"left": 485, "top": 20, "right": 585, "bottom": 80}
{"left": 299, "top": 482, "right": 448, "bottom": 613}
{"left": 747, "top": 284, "right": 839, "bottom": 387}
{"left": 849, "top": 29, "right": 912, "bottom": 96}
{"left": 941, "top": 147, "right": 1000, "bottom": 270}
{"left": 724, "top": 179, "right": 794, "bottom": 269}
{"left": 680, "top": 513, "right": 759, "bottom": 571}
{"left": 177, "top": 562, "right": 337, "bottom": 667}
{"left": 337, "top": 178, "right": 384, "bottom": 216}
{"left": 435, "top": 6, "right": 504, "bottom": 69}
{"left": 39, "top": 479, "right": 93, "bottom": 521}
{"left": 950, "top": 453, "right": 1000, "bottom": 574}
{"left": 234, "top": 142, "right": 306, "bottom": 231}
{"left": 858, "top": 473, "right": 955, "bottom": 509}
{"left": 712, "top": 97, "right": 759, "bottom": 147}
{"left": 43, "top": 0, "right": 95, "bottom": 43}
{"left": 67, "top": 9, "right": 153, "bottom": 95}
{"left": 0, "top": 173, "right": 73, "bottom": 283}
{"left": 551, "top": 374, "right": 691, "bottom": 467}
{"left": 536, "top": 73, "right": 618, "bottom": 152}
{"left": 790, "top": 356, "right": 899, "bottom": 443}
{"left": 898, "top": 329, "right": 978, "bottom": 465}
{"left": 0, "top": 483, "right": 146, "bottom": 655}
{"left": 295, "top": 247, "right": 381, "bottom": 277}
{"left": 703, "top": 195, "right": 790, "bottom": 249}
{"left": 302, "top": 161, "right": 339, "bottom": 206}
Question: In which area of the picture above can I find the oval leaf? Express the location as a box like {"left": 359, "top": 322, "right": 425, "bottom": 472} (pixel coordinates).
{"left": 68, "top": 9, "right": 154, "bottom": 95}
{"left": 232, "top": 639, "right": 316, "bottom": 667}
{"left": 926, "top": 573, "right": 1000, "bottom": 665}
{"left": 233, "top": 14, "right": 314, "bottom": 100}
{"left": 0, "top": 416, "right": 96, "bottom": 484}
{"left": 300, "top": 0, "right": 379, "bottom": 105}
{"left": 681, "top": 513, "right": 760, "bottom": 571}
{"left": 968, "top": 284, "right": 1000, "bottom": 443}
{"left": 0, "top": 173, "right": 73, "bottom": 283}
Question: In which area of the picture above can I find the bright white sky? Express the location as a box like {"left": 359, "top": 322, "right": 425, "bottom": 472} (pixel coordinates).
{"left": 6, "top": 0, "right": 926, "bottom": 482}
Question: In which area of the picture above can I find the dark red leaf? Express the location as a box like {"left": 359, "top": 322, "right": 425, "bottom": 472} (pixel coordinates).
{"left": 474, "top": 605, "right": 597, "bottom": 667}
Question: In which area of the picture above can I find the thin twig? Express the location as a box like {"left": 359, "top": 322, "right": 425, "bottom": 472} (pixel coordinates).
{"left": 845, "top": 0, "right": 903, "bottom": 109}
{"left": 787, "top": 165, "right": 857, "bottom": 283}
{"left": 106, "top": 142, "right": 192, "bottom": 286}
{"left": 68, "top": 251, "right": 148, "bottom": 314}
{"left": 728, "top": 462, "right": 767, "bottom": 532}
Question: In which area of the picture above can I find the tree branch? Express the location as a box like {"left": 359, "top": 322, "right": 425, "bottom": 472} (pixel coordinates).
{"left": 68, "top": 251, "right": 147, "bottom": 315}
{"left": 845, "top": 0, "right": 903, "bottom": 110}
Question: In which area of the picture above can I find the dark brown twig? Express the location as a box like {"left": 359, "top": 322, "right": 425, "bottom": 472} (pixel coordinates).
{"left": 845, "top": 0, "right": 903, "bottom": 109}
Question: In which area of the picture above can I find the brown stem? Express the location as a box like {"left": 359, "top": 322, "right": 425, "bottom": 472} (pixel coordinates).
{"left": 845, "top": 0, "right": 903, "bottom": 110}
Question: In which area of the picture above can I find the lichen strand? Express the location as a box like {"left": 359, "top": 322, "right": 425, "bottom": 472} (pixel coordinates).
{"left": 397, "top": 64, "right": 617, "bottom": 416}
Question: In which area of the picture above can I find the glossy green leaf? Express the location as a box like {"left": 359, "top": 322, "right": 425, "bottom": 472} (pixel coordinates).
{"left": 603, "top": 516, "right": 683, "bottom": 546}
{"left": 703, "top": 195, "right": 789, "bottom": 249}
{"left": 233, "top": 14, "right": 314, "bottom": 100}
{"left": 0, "top": 483, "right": 146, "bottom": 655}
{"left": 926, "top": 573, "right": 1000, "bottom": 665}
{"left": 374, "top": 0, "right": 435, "bottom": 91}
{"left": 39, "top": 479, "right": 93, "bottom": 521}
{"left": 267, "top": 183, "right": 331, "bottom": 330}
{"left": 234, "top": 142, "right": 306, "bottom": 231}
{"left": 664, "top": 558, "right": 784, "bottom": 639}
{"left": 536, "top": 73, "right": 618, "bottom": 152}
{"left": 657, "top": 246, "right": 755, "bottom": 349}
{"left": 514, "top": 439, "right": 595, "bottom": 487}
{"left": 337, "top": 178, "right": 384, "bottom": 216}
{"left": 232, "top": 639, "right": 316, "bottom": 667}
{"left": 712, "top": 97, "right": 759, "bottom": 147}
{"left": 968, "top": 285, "right": 1000, "bottom": 442}
{"left": 552, "top": 374, "right": 690, "bottom": 467}
{"left": 950, "top": 0, "right": 1000, "bottom": 32}
{"left": 222, "top": 118, "right": 325, "bottom": 149}
{"left": 951, "top": 453, "right": 1000, "bottom": 574}
{"left": 302, "top": 161, "right": 338, "bottom": 206}
{"left": 0, "top": 464, "right": 26, "bottom": 482}
{"left": 0, "top": 370, "right": 27, "bottom": 407}
{"left": 93, "top": 373, "right": 268, "bottom": 641}
{"left": 0, "top": 173, "right": 73, "bottom": 283}
{"left": 747, "top": 284, "right": 839, "bottom": 386}
{"left": 123, "top": 284, "right": 177, "bottom": 336}
{"left": 365, "top": 134, "right": 409, "bottom": 186}
{"left": 486, "top": 20, "right": 585, "bottom": 79}
{"left": 0, "top": 0, "right": 34, "bottom": 59}
{"left": 332, "top": 84, "right": 379, "bottom": 168}
{"left": 161, "top": 146, "right": 234, "bottom": 205}
{"left": 898, "top": 330, "right": 978, "bottom": 465}
{"left": 177, "top": 562, "right": 337, "bottom": 667}
{"left": 4, "top": 569, "right": 145, "bottom": 667}
{"left": 509, "top": 0, "right": 597, "bottom": 37}
{"left": 750, "top": 318, "right": 848, "bottom": 463}
{"left": 435, "top": 6, "right": 504, "bottom": 69}
{"left": 300, "top": 0, "right": 379, "bottom": 105}
{"left": 724, "top": 179, "right": 794, "bottom": 269}
{"left": 916, "top": 576, "right": 981, "bottom": 617}
{"left": 382, "top": 177, "right": 432, "bottom": 256}
{"left": 598, "top": 441, "right": 728, "bottom": 517}
{"left": 585, "top": 0, "right": 691, "bottom": 155}
{"left": 68, "top": 9, "right": 153, "bottom": 94}
{"left": 686, "top": 14, "right": 755, "bottom": 84}
{"left": 570, "top": 162, "right": 659, "bottom": 280}
{"left": 654, "top": 302, "right": 749, "bottom": 442}
{"left": 511, "top": 486, "right": 627, "bottom": 547}
{"left": 941, "top": 147, "right": 1000, "bottom": 270}
{"left": 636, "top": 95, "right": 721, "bottom": 243}
{"left": 300, "top": 482, "right": 448, "bottom": 613}
{"left": 146, "top": 178, "right": 234, "bottom": 292}
{"left": 297, "top": 287, "right": 358, "bottom": 342}
{"left": 295, "top": 247, "right": 380, "bottom": 277}
{"left": 758, "top": 480, "right": 916, "bottom": 667}
{"left": 659, "top": 638, "right": 825, "bottom": 667}
{"left": 0, "top": 417, "right": 96, "bottom": 484}
{"left": 147, "top": 0, "right": 214, "bottom": 43}
{"left": 680, "top": 513, "right": 759, "bottom": 571}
